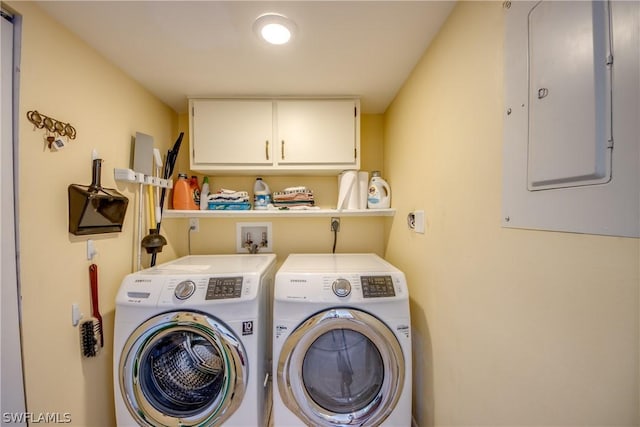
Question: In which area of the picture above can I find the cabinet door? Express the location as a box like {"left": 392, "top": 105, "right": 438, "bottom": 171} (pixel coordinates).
{"left": 276, "top": 100, "right": 358, "bottom": 165}
{"left": 191, "top": 99, "right": 273, "bottom": 165}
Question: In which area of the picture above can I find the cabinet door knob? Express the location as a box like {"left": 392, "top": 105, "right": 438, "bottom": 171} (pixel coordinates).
{"left": 281, "top": 140, "right": 285, "bottom": 160}
{"left": 265, "top": 140, "right": 269, "bottom": 160}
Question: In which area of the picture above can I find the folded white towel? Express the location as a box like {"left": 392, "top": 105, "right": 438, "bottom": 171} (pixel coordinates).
{"left": 208, "top": 189, "right": 250, "bottom": 203}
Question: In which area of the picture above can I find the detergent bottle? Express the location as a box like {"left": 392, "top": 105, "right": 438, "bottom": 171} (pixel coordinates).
{"left": 253, "top": 177, "right": 271, "bottom": 210}
{"left": 189, "top": 176, "right": 201, "bottom": 207}
{"left": 367, "top": 171, "right": 391, "bottom": 209}
{"left": 173, "top": 173, "right": 198, "bottom": 210}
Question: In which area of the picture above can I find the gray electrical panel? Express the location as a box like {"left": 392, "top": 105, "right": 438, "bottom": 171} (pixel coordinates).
{"left": 527, "top": 1, "right": 612, "bottom": 191}
{"left": 502, "top": 0, "right": 639, "bottom": 237}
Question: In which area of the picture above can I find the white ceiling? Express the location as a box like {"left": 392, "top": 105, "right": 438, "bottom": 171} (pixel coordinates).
{"left": 36, "top": 1, "right": 456, "bottom": 114}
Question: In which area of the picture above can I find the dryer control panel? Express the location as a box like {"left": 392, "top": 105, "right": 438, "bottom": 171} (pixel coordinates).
{"left": 274, "top": 273, "right": 406, "bottom": 303}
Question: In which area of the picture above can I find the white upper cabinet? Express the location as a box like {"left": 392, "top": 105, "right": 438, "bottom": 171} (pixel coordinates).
{"left": 190, "top": 99, "right": 273, "bottom": 166}
{"left": 276, "top": 100, "right": 358, "bottom": 165}
{"left": 190, "top": 98, "right": 360, "bottom": 174}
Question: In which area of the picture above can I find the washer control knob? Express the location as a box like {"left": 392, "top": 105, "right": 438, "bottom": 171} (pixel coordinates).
{"left": 332, "top": 278, "right": 351, "bottom": 297}
{"left": 174, "top": 280, "right": 196, "bottom": 300}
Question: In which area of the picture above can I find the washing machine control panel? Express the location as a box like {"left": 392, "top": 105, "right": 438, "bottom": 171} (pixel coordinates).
{"left": 206, "top": 277, "right": 243, "bottom": 300}
{"left": 361, "top": 276, "right": 396, "bottom": 298}
{"left": 174, "top": 280, "right": 196, "bottom": 300}
{"left": 331, "top": 278, "right": 352, "bottom": 297}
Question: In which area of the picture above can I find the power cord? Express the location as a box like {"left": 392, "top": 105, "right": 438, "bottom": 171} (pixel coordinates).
{"left": 188, "top": 223, "right": 197, "bottom": 255}
{"left": 331, "top": 218, "right": 340, "bottom": 253}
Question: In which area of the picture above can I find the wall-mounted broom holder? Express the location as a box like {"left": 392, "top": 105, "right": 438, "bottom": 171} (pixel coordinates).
{"left": 114, "top": 168, "right": 173, "bottom": 189}
{"left": 114, "top": 168, "right": 173, "bottom": 271}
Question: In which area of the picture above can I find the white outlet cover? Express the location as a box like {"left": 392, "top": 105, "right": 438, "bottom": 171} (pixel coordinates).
{"left": 414, "top": 210, "right": 425, "bottom": 234}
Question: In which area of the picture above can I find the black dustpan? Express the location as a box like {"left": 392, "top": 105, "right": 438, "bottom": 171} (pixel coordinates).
{"left": 68, "top": 159, "right": 129, "bottom": 236}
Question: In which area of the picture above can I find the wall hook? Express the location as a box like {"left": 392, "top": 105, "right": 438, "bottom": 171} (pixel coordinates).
{"left": 26, "top": 110, "right": 77, "bottom": 149}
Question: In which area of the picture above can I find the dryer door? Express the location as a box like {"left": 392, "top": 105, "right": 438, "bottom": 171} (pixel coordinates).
{"left": 119, "top": 311, "right": 247, "bottom": 426}
{"left": 277, "top": 308, "right": 404, "bottom": 426}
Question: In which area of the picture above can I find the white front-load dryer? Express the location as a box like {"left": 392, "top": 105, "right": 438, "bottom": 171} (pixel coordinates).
{"left": 114, "top": 254, "right": 276, "bottom": 427}
{"left": 273, "top": 253, "right": 412, "bottom": 427}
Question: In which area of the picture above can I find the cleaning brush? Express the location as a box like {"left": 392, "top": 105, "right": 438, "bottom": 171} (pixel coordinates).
{"left": 79, "top": 317, "right": 101, "bottom": 358}
{"left": 89, "top": 263, "right": 104, "bottom": 348}
{"left": 80, "top": 264, "right": 103, "bottom": 358}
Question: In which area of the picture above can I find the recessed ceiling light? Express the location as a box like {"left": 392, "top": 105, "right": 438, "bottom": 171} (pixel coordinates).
{"left": 253, "top": 13, "right": 296, "bottom": 45}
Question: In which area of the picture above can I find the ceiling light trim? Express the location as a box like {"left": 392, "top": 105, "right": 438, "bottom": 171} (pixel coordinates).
{"left": 253, "top": 13, "right": 297, "bottom": 45}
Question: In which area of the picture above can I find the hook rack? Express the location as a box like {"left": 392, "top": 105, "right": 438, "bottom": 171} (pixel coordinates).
{"left": 26, "top": 110, "right": 77, "bottom": 149}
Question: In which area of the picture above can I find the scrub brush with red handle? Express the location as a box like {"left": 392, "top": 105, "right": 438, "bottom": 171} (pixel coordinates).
{"left": 89, "top": 263, "right": 104, "bottom": 348}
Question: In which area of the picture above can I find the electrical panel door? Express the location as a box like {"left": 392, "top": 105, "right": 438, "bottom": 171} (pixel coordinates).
{"left": 527, "top": 1, "right": 613, "bottom": 190}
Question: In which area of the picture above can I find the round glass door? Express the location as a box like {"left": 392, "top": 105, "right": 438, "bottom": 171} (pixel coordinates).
{"left": 277, "top": 308, "right": 404, "bottom": 426}
{"left": 302, "top": 329, "right": 384, "bottom": 413}
{"left": 119, "top": 311, "right": 247, "bottom": 426}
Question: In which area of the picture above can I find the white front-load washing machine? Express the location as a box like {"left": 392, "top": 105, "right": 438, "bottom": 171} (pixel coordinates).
{"left": 113, "top": 254, "right": 276, "bottom": 427}
{"left": 272, "top": 253, "right": 412, "bottom": 427}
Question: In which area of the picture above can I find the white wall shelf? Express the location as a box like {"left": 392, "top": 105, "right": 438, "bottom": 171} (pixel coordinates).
{"left": 163, "top": 208, "right": 395, "bottom": 219}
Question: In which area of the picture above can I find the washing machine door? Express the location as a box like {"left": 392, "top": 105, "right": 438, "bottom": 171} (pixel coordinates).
{"left": 119, "top": 311, "right": 247, "bottom": 426}
{"left": 277, "top": 308, "right": 404, "bottom": 426}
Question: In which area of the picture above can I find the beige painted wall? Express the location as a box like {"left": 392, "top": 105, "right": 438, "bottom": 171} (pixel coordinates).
{"left": 8, "top": 2, "right": 178, "bottom": 425}
{"left": 384, "top": 2, "right": 639, "bottom": 426}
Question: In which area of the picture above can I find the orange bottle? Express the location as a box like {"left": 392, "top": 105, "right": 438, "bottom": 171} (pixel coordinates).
{"left": 189, "top": 176, "right": 201, "bottom": 207}
{"left": 173, "top": 173, "right": 197, "bottom": 210}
